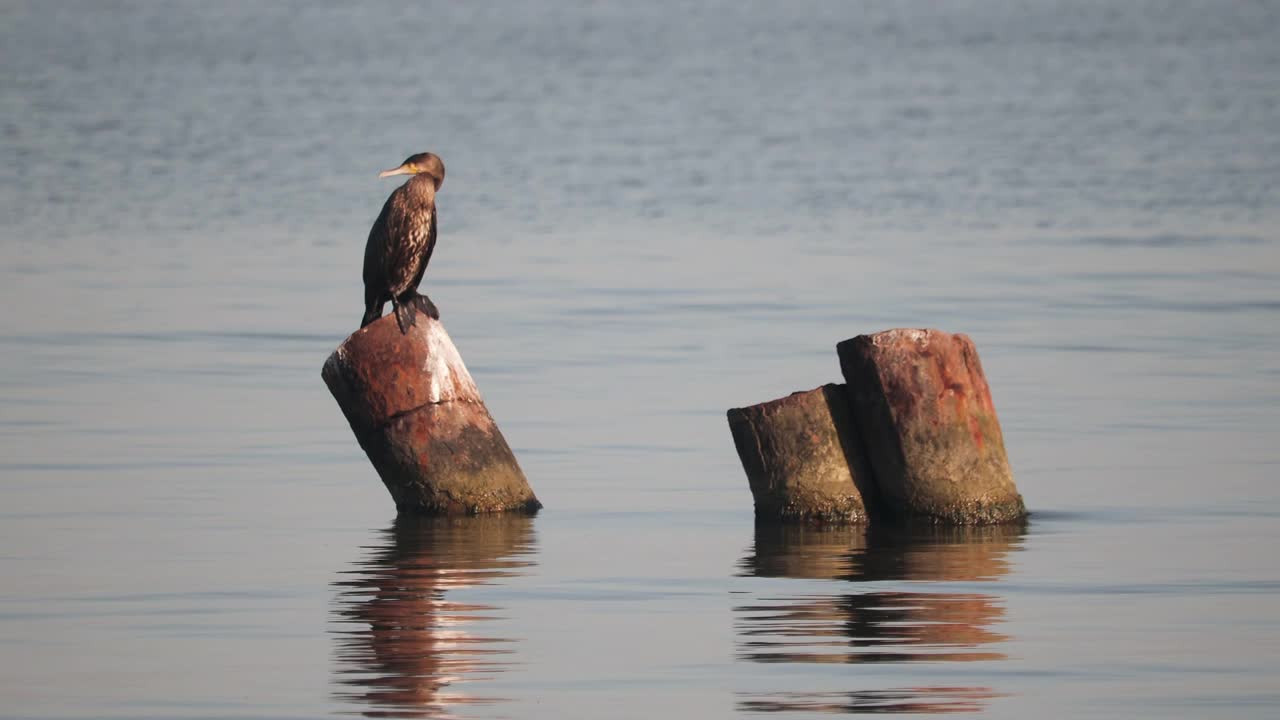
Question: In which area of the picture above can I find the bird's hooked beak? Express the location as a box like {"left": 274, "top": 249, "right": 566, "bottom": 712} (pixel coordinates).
{"left": 378, "top": 164, "right": 413, "bottom": 178}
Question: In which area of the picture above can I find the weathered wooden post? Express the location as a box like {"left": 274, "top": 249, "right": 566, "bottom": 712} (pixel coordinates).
{"left": 727, "top": 384, "right": 878, "bottom": 523}
{"left": 837, "top": 328, "right": 1025, "bottom": 524}
{"left": 322, "top": 313, "right": 541, "bottom": 515}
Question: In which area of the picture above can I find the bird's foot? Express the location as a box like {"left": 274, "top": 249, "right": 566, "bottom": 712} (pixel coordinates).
{"left": 413, "top": 293, "right": 440, "bottom": 320}
{"left": 392, "top": 299, "right": 416, "bottom": 334}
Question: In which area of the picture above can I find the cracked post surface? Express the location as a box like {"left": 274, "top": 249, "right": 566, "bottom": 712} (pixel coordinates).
{"left": 323, "top": 313, "right": 541, "bottom": 515}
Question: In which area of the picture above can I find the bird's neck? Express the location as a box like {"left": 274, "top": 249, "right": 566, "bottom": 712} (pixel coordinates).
{"left": 405, "top": 174, "right": 437, "bottom": 201}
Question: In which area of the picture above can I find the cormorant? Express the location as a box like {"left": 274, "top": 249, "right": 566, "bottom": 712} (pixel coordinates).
{"left": 361, "top": 152, "right": 446, "bottom": 333}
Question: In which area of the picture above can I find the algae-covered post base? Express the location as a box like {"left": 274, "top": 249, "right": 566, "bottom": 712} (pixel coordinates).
{"left": 322, "top": 313, "right": 541, "bottom": 515}
{"left": 837, "top": 328, "right": 1025, "bottom": 525}
{"left": 727, "top": 384, "right": 877, "bottom": 524}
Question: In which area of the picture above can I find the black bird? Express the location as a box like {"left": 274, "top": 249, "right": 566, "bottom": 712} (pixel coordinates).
{"left": 361, "top": 152, "right": 446, "bottom": 333}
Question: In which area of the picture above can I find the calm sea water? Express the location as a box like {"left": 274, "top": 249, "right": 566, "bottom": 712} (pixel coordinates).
{"left": 3, "top": 1, "right": 1279, "bottom": 718}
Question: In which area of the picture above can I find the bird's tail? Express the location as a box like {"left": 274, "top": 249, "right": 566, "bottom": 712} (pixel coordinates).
{"left": 392, "top": 298, "right": 416, "bottom": 334}
{"left": 361, "top": 289, "right": 384, "bottom": 329}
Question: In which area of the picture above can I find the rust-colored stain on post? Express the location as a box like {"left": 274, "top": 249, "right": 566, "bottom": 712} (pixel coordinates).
{"left": 837, "top": 328, "right": 1024, "bottom": 524}
{"left": 323, "top": 313, "right": 540, "bottom": 515}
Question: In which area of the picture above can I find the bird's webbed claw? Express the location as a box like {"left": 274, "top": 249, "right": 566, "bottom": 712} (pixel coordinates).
{"left": 414, "top": 293, "right": 440, "bottom": 320}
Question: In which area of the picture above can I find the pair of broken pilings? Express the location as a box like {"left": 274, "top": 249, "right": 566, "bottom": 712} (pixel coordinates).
{"left": 728, "top": 328, "right": 1026, "bottom": 525}
{"left": 323, "top": 313, "right": 541, "bottom": 515}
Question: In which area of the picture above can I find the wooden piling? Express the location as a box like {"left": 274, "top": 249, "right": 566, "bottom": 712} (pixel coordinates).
{"left": 322, "top": 313, "right": 540, "bottom": 515}
{"left": 837, "top": 328, "right": 1025, "bottom": 524}
{"left": 727, "top": 384, "right": 877, "bottom": 524}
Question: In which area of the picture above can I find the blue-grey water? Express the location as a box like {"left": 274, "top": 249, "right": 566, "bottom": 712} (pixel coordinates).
{"left": 3, "top": 1, "right": 1279, "bottom": 718}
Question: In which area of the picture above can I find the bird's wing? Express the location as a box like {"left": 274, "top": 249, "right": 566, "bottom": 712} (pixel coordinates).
{"left": 404, "top": 206, "right": 438, "bottom": 296}
{"left": 362, "top": 192, "right": 396, "bottom": 289}
{"left": 422, "top": 207, "right": 438, "bottom": 271}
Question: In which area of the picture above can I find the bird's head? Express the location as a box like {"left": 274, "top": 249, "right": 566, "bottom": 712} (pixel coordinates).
{"left": 379, "top": 152, "right": 445, "bottom": 190}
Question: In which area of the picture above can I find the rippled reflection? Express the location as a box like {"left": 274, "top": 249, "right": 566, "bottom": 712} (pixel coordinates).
{"left": 737, "top": 687, "right": 1003, "bottom": 714}
{"left": 331, "top": 515, "right": 537, "bottom": 718}
{"left": 735, "top": 522, "right": 1025, "bottom": 714}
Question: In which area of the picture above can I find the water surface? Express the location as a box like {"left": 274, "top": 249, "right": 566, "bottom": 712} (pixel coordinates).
{"left": 2, "top": 1, "right": 1279, "bottom": 718}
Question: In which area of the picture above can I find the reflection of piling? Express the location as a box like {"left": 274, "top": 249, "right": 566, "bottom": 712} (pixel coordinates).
{"left": 323, "top": 314, "right": 541, "bottom": 515}
{"left": 736, "top": 592, "right": 1007, "bottom": 664}
{"left": 331, "top": 514, "right": 536, "bottom": 717}
{"left": 738, "top": 688, "right": 1002, "bottom": 715}
{"left": 734, "top": 522, "right": 1023, "bottom": 713}
{"left": 860, "top": 522, "right": 1026, "bottom": 581}
{"left": 737, "top": 523, "right": 1024, "bottom": 661}
{"left": 739, "top": 522, "right": 866, "bottom": 579}
{"left": 727, "top": 385, "right": 877, "bottom": 523}
{"left": 742, "top": 520, "right": 1026, "bottom": 583}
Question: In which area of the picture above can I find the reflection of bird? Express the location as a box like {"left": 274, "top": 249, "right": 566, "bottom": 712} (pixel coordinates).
{"left": 361, "top": 152, "right": 446, "bottom": 333}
